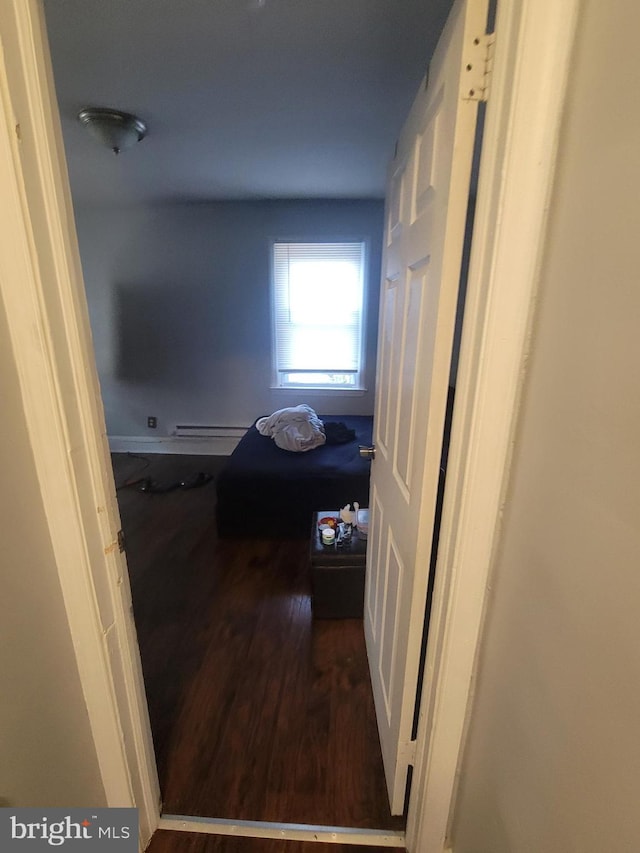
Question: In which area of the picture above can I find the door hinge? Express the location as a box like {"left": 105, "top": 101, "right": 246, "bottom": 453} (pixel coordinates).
{"left": 461, "top": 31, "right": 495, "bottom": 102}
{"left": 117, "top": 529, "right": 126, "bottom": 553}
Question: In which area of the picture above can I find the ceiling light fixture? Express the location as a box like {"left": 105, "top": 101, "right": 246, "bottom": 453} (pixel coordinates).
{"left": 77, "top": 107, "right": 147, "bottom": 155}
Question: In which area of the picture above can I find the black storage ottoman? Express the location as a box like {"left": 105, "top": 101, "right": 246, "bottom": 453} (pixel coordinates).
{"left": 310, "top": 511, "right": 367, "bottom": 618}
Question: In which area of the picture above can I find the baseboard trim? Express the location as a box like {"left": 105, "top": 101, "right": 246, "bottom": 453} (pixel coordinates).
{"left": 108, "top": 435, "right": 240, "bottom": 456}
{"left": 159, "top": 815, "right": 406, "bottom": 847}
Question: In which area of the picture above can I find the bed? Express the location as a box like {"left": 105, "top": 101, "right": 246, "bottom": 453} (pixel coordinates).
{"left": 216, "top": 414, "right": 373, "bottom": 538}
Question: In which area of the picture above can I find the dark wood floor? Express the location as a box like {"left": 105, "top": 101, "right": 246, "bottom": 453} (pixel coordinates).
{"left": 113, "top": 453, "right": 404, "bottom": 831}
{"left": 147, "top": 831, "right": 403, "bottom": 853}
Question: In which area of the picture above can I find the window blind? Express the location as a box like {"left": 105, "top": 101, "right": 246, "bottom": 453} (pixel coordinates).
{"left": 272, "top": 242, "right": 365, "bottom": 386}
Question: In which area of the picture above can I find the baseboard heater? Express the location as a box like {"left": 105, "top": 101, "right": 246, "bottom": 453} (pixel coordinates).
{"left": 173, "top": 424, "right": 247, "bottom": 440}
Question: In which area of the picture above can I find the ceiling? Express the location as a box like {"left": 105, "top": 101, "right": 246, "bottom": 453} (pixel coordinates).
{"left": 43, "top": 0, "right": 453, "bottom": 205}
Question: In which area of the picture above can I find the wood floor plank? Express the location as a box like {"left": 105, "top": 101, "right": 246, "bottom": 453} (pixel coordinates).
{"left": 113, "top": 453, "right": 404, "bottom": 831}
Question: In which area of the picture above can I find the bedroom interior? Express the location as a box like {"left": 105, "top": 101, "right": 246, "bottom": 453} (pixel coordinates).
{"left": 41, "top": 0, "right": 459, "bottom": 833}
{"left": 7, "top": 2, "right": 638, "bottom": 850}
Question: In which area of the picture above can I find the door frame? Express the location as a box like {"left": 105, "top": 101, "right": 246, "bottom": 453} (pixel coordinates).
{"left": 405, "top": 0, "right": 579, "bottom": 850}
{"left": 0, "top": 2, "right": 578, "bottom": 853}
{"left": 0, "top": 2, "right": 159, "bottom": 849}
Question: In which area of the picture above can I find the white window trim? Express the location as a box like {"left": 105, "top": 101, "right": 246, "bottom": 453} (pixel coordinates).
{"left": 269, "top": 237, "right": 369, "bottom": 392}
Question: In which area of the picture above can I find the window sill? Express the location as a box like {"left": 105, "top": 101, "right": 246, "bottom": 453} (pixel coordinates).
{"left": 269, "top": 386, "right": 368, "bottom": 397}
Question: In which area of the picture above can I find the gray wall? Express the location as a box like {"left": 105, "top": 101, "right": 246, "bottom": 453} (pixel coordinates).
{"left": 0, "top": 298, "right": 106, "bottom": 808}
{"left": 74, "top": 199, "right": 384, "bottom": 437}
{"left": 450, "top": 1, "right": 640, "bottom": 850}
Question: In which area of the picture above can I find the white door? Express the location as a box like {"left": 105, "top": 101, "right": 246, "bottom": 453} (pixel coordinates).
{"left": 365, "top": 0, "right": 489, "bottom": 814}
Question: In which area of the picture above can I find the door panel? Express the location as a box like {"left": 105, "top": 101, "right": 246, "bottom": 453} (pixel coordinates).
{"left": 394, "top": 265, "right": 428, "bottom": 492}
{"left": 365, "top": 0, "right": 487, "bottom": 814}
{"left": 366, "top": 485, "right": 384, "bottom": 642}
{"left": 375, "top": 275, "right": 401, "bottom": 459}
{"left": 379, "top": 535, "right": 404, "bottom": 721}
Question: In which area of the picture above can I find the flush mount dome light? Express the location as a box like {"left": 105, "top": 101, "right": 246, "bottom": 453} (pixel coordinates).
{"left": 77, "top": 107, "right": 147, "bottom": 154}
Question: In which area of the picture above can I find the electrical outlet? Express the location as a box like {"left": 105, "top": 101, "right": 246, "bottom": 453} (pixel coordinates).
{"left": 147, "top": 416, "right": 157, "bottom": 429}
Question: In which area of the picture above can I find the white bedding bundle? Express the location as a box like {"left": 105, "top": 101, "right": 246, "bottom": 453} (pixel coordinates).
{"left": 256, "top": 404, "right": 326, "bottom": 453}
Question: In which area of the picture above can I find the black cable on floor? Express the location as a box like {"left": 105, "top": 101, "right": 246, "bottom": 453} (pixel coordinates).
{"left": 115, "top": 452, "right": 151, "bottom": 491}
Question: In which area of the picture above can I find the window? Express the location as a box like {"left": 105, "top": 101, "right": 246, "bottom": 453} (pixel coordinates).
{"left": 271, "top": 241, "right": 366, "bottom": 390}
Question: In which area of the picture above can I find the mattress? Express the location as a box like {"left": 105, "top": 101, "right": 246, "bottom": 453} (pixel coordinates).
{"left": 216, "top": 414, "right": 373, "bottom": 538}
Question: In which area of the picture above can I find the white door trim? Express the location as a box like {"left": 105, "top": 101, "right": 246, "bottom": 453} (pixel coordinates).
{"left": 0, "top": 2, "right": 159, "bottom": 848}
{"left": 405, "top": 0, "right": 579, "bottom": 851}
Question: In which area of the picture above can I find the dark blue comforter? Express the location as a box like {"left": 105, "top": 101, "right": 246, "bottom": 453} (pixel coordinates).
{"left": 216, "top": 414, "right": 373, "bottom": 538}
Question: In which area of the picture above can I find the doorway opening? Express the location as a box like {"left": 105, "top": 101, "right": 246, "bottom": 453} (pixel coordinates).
{"left": 40, "top": 0, "right": 470, "bottom": 840}
{"left": 6, "top": 0, "right": 577, "bottom": 846}
{"left": 112, "top": 450, "right": 401, "bottom": 829}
